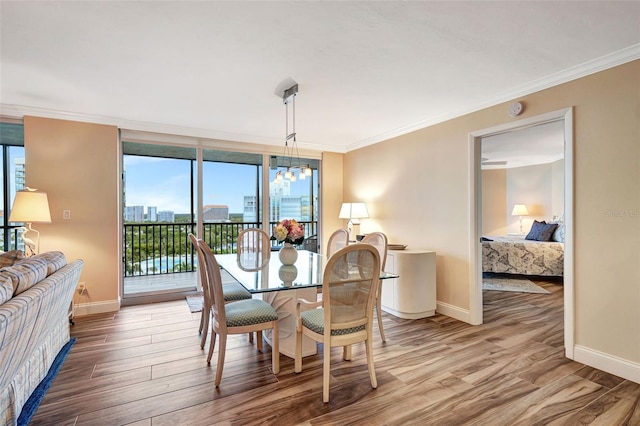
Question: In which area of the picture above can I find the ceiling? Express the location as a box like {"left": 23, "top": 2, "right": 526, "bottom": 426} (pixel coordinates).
{"left": 481, "top": 120, "right": 565, "bottom": 170}
{"left": 1, "top": 1, "right": 638, "bottom": 153}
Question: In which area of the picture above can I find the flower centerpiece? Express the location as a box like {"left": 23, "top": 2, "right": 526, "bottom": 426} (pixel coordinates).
{"left": 273, "top": 219, "right": 305, "bottom": 265}
{"left": 273, "top": 219, "right": 305, "bottom": 245}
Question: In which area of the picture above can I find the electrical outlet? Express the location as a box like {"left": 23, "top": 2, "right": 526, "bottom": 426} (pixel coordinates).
{"left": 78, "top": 282, "right": 86, "bottom": 293}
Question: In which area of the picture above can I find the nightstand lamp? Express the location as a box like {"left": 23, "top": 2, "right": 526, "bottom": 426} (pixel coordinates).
{"left": 339, "top": 202, "right": 369, "bottom": 242}
{"left": 9, "top": 187, "right": 52, "bottom": 257}
{"left": 511, "top": 204, "right": 529, "bottom": 235}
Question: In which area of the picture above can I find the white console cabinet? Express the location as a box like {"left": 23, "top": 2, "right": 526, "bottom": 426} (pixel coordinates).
{"left": 381, "top": 249, "right": 436, "bottom": 319}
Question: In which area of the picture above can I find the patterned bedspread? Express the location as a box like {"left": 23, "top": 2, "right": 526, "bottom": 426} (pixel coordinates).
{"left": 482, "top": 236, "right": 564, "bottom": 276}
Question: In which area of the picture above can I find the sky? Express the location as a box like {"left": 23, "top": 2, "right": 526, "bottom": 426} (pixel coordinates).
{"left": 124, "top": 155, "right": 313, "bottom": 215}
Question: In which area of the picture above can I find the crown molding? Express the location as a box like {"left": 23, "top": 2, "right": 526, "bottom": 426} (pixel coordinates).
{"left": 347, "top": 44, "right": 640, "bottom": 152}
{"left": 0, "top": 104, "right": 346, "bottom": 154}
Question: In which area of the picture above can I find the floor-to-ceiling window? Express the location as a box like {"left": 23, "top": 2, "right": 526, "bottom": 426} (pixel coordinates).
{"left": 0, "top": 120, "right": 26, "bottom": 251}
{"left": 120, "top": 138, "right": 320, "bottom": 303}
{"left": 122, "top": 142, "right": 197, "bottom": 298}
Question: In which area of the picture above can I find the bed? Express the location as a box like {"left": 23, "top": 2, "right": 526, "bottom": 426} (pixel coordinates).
{"left": 482, "top": 235, "right": 564, "bottom": 276}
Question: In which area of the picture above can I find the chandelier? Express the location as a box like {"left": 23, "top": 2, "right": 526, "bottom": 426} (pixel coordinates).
{"left": 274, "top": 83, "right": 312, "bottom": 183}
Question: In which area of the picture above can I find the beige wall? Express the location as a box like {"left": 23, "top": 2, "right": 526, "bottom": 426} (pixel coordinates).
{"left": 24, "top": 116, "right": 120, "bottom": 312}
{"left": 344, "top": 61, "right": 640, "bottom": 368}
{"left": 481, "top": 169, "right": 507, "bottom": 235}
{"left": 507, "top": 163, "right": 554, "bottom": 234}
{"left": 320, "top": 151, "right": 345, "bottom": 255}
{"left": 551, "top": 159, "right": 564, "bottom": 219}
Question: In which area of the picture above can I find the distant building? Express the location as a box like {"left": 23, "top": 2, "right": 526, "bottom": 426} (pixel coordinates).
{"left": 147, "top": 206, "right": 157, "bottom": 222}
{"left": 125, "top": 205, "right": 144, "bottom": 222}
{"left": 14, "top": 158, "right": 25, "bottom": 191}
{"left": 158, "top": 210, "right": 175, "bottom": 222}
{"left": 203, "top": 205, "right": 229, "bottom": 222}
{"left": 243, "top": 196, "right": 258, "bottom": 223}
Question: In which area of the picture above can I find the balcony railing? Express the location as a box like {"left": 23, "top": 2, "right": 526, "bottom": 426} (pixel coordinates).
{"left": 123, "top": 220, "right": 318, "bottom": 277}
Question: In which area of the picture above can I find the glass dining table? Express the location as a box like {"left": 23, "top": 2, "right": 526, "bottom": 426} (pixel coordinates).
{"left": 216, "top": 249, "right": 397, "bottom": 359}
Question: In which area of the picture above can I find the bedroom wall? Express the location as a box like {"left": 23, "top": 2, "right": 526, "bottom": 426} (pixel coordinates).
{"left": 481, "top": 169, "right": 507, "bottom": 235}
{"left": 551, "top": 159, "right": 564, "bottom": 220}
{"left": 506, "top": 163, "right": 554, "bottom": 234}
{"left": 344, "top": 60, "right": 640, "bottom": 378}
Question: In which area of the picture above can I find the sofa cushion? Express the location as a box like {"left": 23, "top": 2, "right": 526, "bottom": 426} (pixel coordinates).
{"left": 30, "top": 251, "right": 67, "bottom": 275}
{"left": 1, "top": 257, "right": 49, "bottom": 296}
{"left": 0, "top": 275, "right": 12, "bottom": 304}
{"left": 0, "top": 250, "right": 25, "bottom": 267}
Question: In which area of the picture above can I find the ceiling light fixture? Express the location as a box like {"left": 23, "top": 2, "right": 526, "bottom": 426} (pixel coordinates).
{"left": 274, "top": 83, "right": 312, "bottom": 184}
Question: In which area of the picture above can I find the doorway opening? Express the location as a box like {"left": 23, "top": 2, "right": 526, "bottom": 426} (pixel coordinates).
{"left": 469, "top": 108, "right": 575, "bottom": 359}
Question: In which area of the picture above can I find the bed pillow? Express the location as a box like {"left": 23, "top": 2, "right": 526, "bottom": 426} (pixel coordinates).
{"left": 525, "top": 220, "right": 558, "bottom": 242}
{"left": 552, "top": 222, "right": 565, "bottom": 243}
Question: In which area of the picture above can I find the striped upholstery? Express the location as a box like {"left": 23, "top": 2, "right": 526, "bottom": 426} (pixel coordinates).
{"left": 0, "top": 258, "right": 83, "bottom": 426}
{"left": 0, "top": 251, "right": 24, "bottom": 268}
{"left": 0, "top": 276, "right": 12, "bottom": 305}
{"left": 225, "top": 299, "right": 279, "bottom": 327}
{"left": 28, "top": 251, "right": 67, "bottom": 276}
{"left": 2, "top": 257, "right": 48, "bottom": 296}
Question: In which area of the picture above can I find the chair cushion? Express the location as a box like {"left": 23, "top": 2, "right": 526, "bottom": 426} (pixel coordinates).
{"left": 225, "top": 299, "right": 278, "bottom": 327}
{"left": 222, "top": 282, "right": 252, "bottom": 301}
{"left": 301, "top": 308, "right": 366, "bottom": 336}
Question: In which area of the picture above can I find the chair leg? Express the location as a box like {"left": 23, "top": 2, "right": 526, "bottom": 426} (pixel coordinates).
{"left": 294, "top": 327, "right": 302, "bottom": 373}
{"left": 256, "top": 330, "right": 263, "bottom": 351}
{"left": 376, "top": 300, "right": 386, "bottom": 342}
{"left": 214, "top": 334, "right": 227, "bottom": 387}
{"left": 206, "top": 330, "right": 217, "bottom": 364}
{"left": 200, "top": 309, "right": 210, "bottom": 349}
{"left": 376, "top": 285, "right": 386, "bottom": 342}
{"left": 323, "top": 339, "right": 331, "bottom": 403}
{"left": 365, "top": 335, "right": 377, "bottom": 389}
{"left": 343, "top": 344, "right": 352, "bottom": 361}
{"left": 198, "top": 309, "right": 204, "bottom": 335}
{"left": 271, "top": 321, "right": 280, "bottom": 374}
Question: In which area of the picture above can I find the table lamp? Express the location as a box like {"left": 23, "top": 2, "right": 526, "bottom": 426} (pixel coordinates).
{"left": 511, "top": 204, "right": 529, "bottom": 235}
{"left": 9, "top": 187, "right": 52, "bottom": 256}
{"left": 339, "top": 202, "right": 369, "bottom": 241}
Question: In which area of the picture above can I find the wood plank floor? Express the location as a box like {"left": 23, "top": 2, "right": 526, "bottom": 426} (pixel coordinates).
{"left": 33, "top": 278, "right": 639, "bottom": 425}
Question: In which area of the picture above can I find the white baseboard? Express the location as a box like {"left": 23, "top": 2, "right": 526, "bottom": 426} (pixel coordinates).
{"left": 574, "top": 345, "right": 640, "bottom": 384}
{"left": 73, "top": 299, "right": 121, "bottom": 317}
{"left": 436, "top": 301, "right": 471, "bottom": 324}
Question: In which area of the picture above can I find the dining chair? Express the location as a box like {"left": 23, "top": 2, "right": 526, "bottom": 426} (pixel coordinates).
{"left": 189, "top": 233, "right": 252, "bottom": 349}
{"left": 326, "top": 228, "right": 349, "bottom": 258}
{"left": 197, "top": 239, "right": 280, "bottom": 386}
{"left": 294, "top": 244, "right": 381, "bottom": 402}
{"left": 237, "top": 228, "right": 271, "bottom": 271}
{"left": 361, "top": 232, "right": 388, "bottom": 342}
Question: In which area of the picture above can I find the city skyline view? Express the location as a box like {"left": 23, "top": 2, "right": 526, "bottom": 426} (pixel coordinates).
{"left": 124, "top": 155, "right": 315, "bottom": 216}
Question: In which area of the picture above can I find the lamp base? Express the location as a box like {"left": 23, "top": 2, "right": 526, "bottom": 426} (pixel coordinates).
{"left": 19, "top": 224, "right": 39, "bottom": 257}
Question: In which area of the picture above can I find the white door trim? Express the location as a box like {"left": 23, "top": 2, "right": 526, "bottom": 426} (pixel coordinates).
{"left": 468, "top": 107, "right": 575, "bottom": 358}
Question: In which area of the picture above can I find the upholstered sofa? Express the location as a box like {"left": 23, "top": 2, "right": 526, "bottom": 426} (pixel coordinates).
{"left": 0, "top": 251, "right": 83, "bottom": 426}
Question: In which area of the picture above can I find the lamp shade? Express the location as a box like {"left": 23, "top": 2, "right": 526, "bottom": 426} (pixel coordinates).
{"left": 9, "top": 189, "right": 52, "bottom": 223}
{"left": 339, "top": 202, "right": 369, "bottom": 219}
{"left": 511, "top": 204, "right": 529, "bottom": 216}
